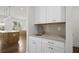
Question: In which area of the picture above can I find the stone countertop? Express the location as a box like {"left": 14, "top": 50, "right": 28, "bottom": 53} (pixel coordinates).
{"left": 0, "top": 30, "right": 25, "bottom": 33}
{"left": 30, "top": 34, "right": 65, "bottom": 42}
{"left": 0, "top": 30, "right": 21, "bottom": 33}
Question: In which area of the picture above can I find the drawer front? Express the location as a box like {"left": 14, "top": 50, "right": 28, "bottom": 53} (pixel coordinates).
{"left": 53, "top": 41, "right": 64, "bottom": 48}
{"left": 47, "top": 39, "right": 64, "bottom": 48}
{"left": 53, "top": 50, "right": 64, "bottom": 53}
{"left": 53, "top": 46, "right": 64, "bottom": 53}
{"left": 47, "top": 40, "right": 54, "bottom": 46}
{"left": 41, "top": 39, "right": 64, "bottom": 53}
{"left": 47, "top": 46, "right": 64, "bottom": 53}
{"left": 47, "top": 44, "right": 64, "bottom": 53}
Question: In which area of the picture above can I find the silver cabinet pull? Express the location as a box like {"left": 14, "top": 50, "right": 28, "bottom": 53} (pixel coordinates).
{"left": 48, "top": 47, "right": 53, "bottom": 50}
{"left": 48, "top": 42, "right": 54, "bottom": 44}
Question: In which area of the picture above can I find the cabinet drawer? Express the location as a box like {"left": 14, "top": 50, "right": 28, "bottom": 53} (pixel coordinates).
{"left": 46, "top": 39, "right": 64, "bottom": 48}
{"left": 53, "top": 46, "right": 64, "bottom": 53}
{"left": 53, "top": 41, "right": 64, "bottom": 48}
{"left": 53, "top": 50, "right": 64, "bottom": 53}
{"left": 53, "top": 46, "right": 64, "bottom": 51}
{"left": 47, "top": 46, "right": 64, "bottom": 53}
{"left": 48, "top": 40, "right": 54, "bottom": 45}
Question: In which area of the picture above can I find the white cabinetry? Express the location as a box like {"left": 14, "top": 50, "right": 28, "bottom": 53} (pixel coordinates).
{"left": 34, "top": 6, "right": 65, "bottom": 24}
{"left": 41, "top": 39, "right": 64, "bottom": 53}
{"left": 47, "top": 6, "right": 65, "bottom": 23}
{"left": 29, "top": 36, "right": 42, "bottom": 53}
{"left": 34, "top": 7, "right": 47, "bottom": 24}
{"left": 29, "top": 36, "right": 64, "bottom": 53}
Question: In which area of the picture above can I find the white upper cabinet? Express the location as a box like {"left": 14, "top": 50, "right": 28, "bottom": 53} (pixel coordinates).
{"left": 34, "top": 6, "right": 66, "bottom": 24}
{"left": 34, "top": 7, "right": 47, "bottom": 24}
{"left": 47, "top": 6, "right": 65, "bottom": 23}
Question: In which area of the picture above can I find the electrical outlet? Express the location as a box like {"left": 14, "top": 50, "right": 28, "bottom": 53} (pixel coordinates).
{"left": 57, "top": 26, "right": 61, "bottom": 31}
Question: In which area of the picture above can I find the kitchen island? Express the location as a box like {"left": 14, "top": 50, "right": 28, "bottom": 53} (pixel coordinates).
{"left": 0, "top": 30, "right": 26, "bottom": 53}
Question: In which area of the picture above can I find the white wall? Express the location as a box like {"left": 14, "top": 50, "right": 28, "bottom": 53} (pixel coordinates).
{"left": 28, "top": 7, "right": 37, "bottom": 35}
{"left": 65, "top": 7, "right": 73, "bottom": 53}
{"left": 65, "top": 6, "right": 79, "bottom": 52}
{"left": 70, "top": 7, "right": 79, "bottom": 47}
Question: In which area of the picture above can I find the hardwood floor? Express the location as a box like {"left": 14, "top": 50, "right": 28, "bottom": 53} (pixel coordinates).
{"left": 73, "top": 47, "right": 79, "bottom": 53}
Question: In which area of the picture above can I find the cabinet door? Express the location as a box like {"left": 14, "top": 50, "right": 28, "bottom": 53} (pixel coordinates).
{"left": 47, "top": 6, "right": 65, "bottom": 23}
{"left": 29, "top": 36, "right": 41, "bottom": 53}
{"left": 34, "top": 7, "right": 47, "bottom": 24}
{"left": 28, "top": 37, "right": 37, "bottom": 53}
{"left": 41, "top": 39, "right": 49, "bottom": 53}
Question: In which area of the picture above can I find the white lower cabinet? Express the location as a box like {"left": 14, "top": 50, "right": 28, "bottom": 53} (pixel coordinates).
{"left": 29, "top": 36, "right": 64, "bottom": 53}
{"left": 41, "top": 39, "right": 52, "bottom": 53}
{"left": 28, "top": 36, "right": 42, "bottom": 53}
{"left": 41, "top": 39, "right": 64, "bottom": 53}
{"left": 53, "top": 46, "right": 64, "bottom": 53}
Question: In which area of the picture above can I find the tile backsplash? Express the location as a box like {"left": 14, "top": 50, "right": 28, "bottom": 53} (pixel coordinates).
{"left": 37, "top": 23, "right": 65, "bottom": 37}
